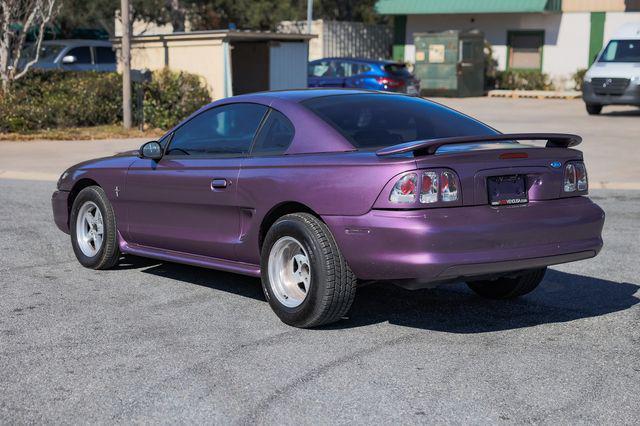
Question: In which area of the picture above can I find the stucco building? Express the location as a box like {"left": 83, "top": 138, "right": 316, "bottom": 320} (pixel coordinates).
{"left": 113, "top": 30, "right": 314, "bottom": 100}
{"left": 377, "top": 0, "right": 640, "bottom": 88}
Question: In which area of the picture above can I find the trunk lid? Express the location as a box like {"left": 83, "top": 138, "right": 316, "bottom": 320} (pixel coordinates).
{"left": 413, "top": 145, "right": 583, "bottom": 206}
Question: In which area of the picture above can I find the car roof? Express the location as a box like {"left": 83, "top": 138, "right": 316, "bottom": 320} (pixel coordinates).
{"left": 229, "top": 88, "right": 386, "bottom": 103}
{"left": 41, "top": 39, "right": 112, "bottom": 47}
{"left": 310, "top": 57, "right": 401, "bottom": 65}
{"left": 612, "top": 23, "right": 640, "bottom": 40}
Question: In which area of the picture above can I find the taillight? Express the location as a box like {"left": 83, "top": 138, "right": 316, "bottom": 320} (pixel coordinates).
{"left": 575, "top": 163, "right": 588, "bottom": 191}
{"left": 440, "top": 171, "right": 459, "bottom": 202}
{"left": 420, "top": 171, "right": 438, "bottom": 203}
{"left": 390, "top": 169, "right": 460, "bottom": 205}
{"left": 376, "top": 77, "right": 405, "bottom": 88}
{"left": 564, "top": 161, "right": 588, "bottom": 193}
{"left": 389, "top": 173, "right": 417, "bottom": 203}
{"left": 564, "top": 163, "right": 576, "bottom": 192}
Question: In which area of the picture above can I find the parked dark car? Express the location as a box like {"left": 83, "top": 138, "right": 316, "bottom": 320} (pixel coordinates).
{"left": 52, "top": 90, "right": 604, "bottom": 328}
{"left": 23, "top": 39, "right": 116, "bottom": 72}
{"left": 308, "top": 58, "right": 420, "bottom": 95}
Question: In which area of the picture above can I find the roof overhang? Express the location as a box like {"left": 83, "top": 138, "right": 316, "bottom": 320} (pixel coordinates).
{"left": 375, "top": 0, "right": 561, "bottom": 15}
{"left": 112, "top": 29, "right": 316, "bottom": 45}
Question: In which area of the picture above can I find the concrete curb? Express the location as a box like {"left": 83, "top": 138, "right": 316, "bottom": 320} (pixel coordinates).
{"left": 488, "top": 90, "right": 582, "bottom": 100}
{"left": 0, "top": 171, "right": 60, "bottom": 182}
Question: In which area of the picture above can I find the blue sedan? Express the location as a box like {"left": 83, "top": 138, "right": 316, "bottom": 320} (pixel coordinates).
{"left": 308, "top": 57, "right": 420, "bottom": 95}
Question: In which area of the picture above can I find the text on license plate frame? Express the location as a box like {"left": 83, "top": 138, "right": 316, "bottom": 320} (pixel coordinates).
{"left": 487, "top": 175, "right": 528, "bottom": 206}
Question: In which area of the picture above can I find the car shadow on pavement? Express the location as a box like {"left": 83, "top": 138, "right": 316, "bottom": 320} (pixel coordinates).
{"left": 121, "top": 257, "right": 639, "bottom": 333}
{"left": 338, "top": 269, "right": 639, "bottom": 332}
{"left": 124, "top": 256, "right": 266, "bottom": 301}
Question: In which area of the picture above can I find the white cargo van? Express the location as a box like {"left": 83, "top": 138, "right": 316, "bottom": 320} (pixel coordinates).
{"left": 583, "top": 23, "right": 640, "bottom": 115}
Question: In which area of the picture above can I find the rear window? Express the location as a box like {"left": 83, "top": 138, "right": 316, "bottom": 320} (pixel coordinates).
{"left": 302, "top": 94, "right": 496, "bottom": 150}
{"left": 383, "top": 63, "right": 411, "bottom": 76}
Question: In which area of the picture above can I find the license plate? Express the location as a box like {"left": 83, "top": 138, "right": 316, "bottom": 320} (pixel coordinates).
{"left": 487, "top": 175, "right": 528, "bottom": 206}
{"left": 406, "top": 85, "right": 418, "bottom": 95}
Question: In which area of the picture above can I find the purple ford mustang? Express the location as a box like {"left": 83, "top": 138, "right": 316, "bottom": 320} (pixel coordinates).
{"left": 52, "top": 89, "right": 605, "bottom": 328}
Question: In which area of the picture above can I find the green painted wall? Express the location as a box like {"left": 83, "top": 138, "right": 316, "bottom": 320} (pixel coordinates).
{"left": 589, "top": 12, "right": 605, "bottom": 65}
{"left": 393, "top": 15, "right": 406, "bottom": 61}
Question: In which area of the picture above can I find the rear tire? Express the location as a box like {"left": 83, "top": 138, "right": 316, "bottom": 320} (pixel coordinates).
{"left": 260, "top": 213, "right": 357, "bottom": 328}
{"left": 466, "top": 268, "right": 546, "bottom": 300}
{"left": 586, "top": 103, "right": 602, "bottom": 115}
{"left": 70, "top": 186, "right": 120, "bottom": 270}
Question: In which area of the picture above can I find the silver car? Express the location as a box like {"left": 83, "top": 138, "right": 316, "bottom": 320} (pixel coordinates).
{"left": 24, "top": 39, "right": 116, "bottom": 72}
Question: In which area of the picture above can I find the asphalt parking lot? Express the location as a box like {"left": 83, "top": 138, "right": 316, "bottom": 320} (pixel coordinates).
{"left": 1, "top": 98, "right": 639, "bottom": 423}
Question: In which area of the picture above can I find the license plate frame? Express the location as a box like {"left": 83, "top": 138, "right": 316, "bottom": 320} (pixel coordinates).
{"left": 487, "top": 175, "right": 528, "bottom": 206}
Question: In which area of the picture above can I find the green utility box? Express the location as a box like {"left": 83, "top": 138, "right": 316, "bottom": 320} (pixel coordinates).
{"left": 413, "top": 30, "right": 485, "bottom": 97}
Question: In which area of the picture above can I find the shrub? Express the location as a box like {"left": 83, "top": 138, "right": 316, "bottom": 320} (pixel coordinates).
{"left": 0, "top": 71, "right": 122, "bottom": 132}
{"left": 483, "top": 42, "right": 499, "bottom": 90}
{"left": 0, "top": 68, "right": 211, "bottom": 133}
{"left": 142, "top": 68, "right": 211, "bottom": 129}
{"left": 495, "top": 70, "right": 553, "bottom": 91}
{"left": 572, "top": 68, "right": 587, "bottom": 91}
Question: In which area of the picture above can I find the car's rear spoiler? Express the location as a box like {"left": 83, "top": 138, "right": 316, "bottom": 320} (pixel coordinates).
{"left": 375, "top": 133, "right": 582, "bottom": 156}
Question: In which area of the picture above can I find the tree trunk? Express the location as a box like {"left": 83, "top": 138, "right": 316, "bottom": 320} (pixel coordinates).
{"left": 166, "top": 0, "right": 186, "bottom": 32}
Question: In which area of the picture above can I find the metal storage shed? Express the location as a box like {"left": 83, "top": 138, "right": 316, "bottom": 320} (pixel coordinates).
{"left": 113, "top": 30, "right": 315, "bottom": 100}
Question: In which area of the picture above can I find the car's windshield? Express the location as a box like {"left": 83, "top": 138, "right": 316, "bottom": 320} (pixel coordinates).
{"left": 23, "top": 43, "right": 65, "bottom": 62}
{"left": 302, "top": 94, "right": 496, "bottom": 150}
{"left": 598, "top": 39, "right": 640, "bottom": 63}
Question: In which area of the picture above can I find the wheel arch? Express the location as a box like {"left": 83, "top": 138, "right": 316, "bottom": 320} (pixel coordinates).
{"left": 258, "top": 201, "right": 321, "bottom": 251}
{"left": 67, "top": 178, "right": 101, "bottom": 220}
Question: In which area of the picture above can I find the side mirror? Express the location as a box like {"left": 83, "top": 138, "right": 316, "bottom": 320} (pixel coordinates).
{"left": 62, "top": 55, "right": 77, "bottom": 65}
{"left": 140, "top": 141, "right": 163, "bottom": 161}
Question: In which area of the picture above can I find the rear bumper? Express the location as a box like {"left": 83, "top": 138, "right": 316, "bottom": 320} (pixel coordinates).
{"left": 582, "top": 81, "right": 640, "bottom": 106}
{"left": 51, "top": 190, "right": 70, "bottom": 234}
{"left": 323, "top": 196, "right": 605, "bottom": 285}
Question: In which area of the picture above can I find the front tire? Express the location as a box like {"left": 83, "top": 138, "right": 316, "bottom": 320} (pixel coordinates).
{"left": 70, "top": 186, "right": 120, "bottom": 270}
{"left": 586, "top": 103, "right": 602, "bottom": 115}
{"left": 466, "top": 268, "right": 546, "bottom": 300}
{"left": 261, "top": 213, "right": 357, "bottom": 328}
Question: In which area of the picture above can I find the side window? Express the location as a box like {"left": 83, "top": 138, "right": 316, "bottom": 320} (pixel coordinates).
{"left": 167, "top": 103, "right": 268, "bottom": 156}
{"left": 335, "top": 60, "right": 348, "bottom": 77}
{"left": 309, "top": 60, "right": 333, "bottom": 77}
{"left": 95, "top": 47, "right": 116, "bottom": 64}
{"left": 357, "top": 64, "right": 371, "bottom": 74}
{"left": 251, "top": 109, "right": 295, "bottom": 156}
{"left": 338, "top": 61, "right": 359, "bottom": 77}
{"left": 66, "top": 47, "right": 92, "bottom": 64}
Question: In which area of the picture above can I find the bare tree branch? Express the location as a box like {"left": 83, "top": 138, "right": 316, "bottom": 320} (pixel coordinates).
{"left": 13, "top": 0, "right": 58, "bottom": 81}
{"left": 0, "top": 0, "right": 60, "bottom": 93}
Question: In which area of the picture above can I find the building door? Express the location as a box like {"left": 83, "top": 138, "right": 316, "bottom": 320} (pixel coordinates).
{"left": 269, "top": 41, "right": 309, "bottom": 90}
{"left": 507, "top": 31, "right": 544, "bottom": 70}
{"left": 231, "top": 42, "right": 270, "bottom": 95}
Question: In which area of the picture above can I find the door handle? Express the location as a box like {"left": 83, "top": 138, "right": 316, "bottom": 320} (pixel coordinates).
{"left": 210, "top": 178, "right": 228, "bottom": 189}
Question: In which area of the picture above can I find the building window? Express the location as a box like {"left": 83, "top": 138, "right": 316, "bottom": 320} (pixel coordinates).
{"left": 507, "top": 31, "right": 544, "bottom": 70}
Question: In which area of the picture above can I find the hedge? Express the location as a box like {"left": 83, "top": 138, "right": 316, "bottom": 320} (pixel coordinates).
{"left": 572, "top": 68, "right": 587, "bottom": 91}
{"left": 494, "top": 70, "right": 553, "bottom": 91}
{"left": 0, "top": 69, "right": 210, "bottom": 133}
{"left": 143, "top": 68, "right": 211, "bottom": 130}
